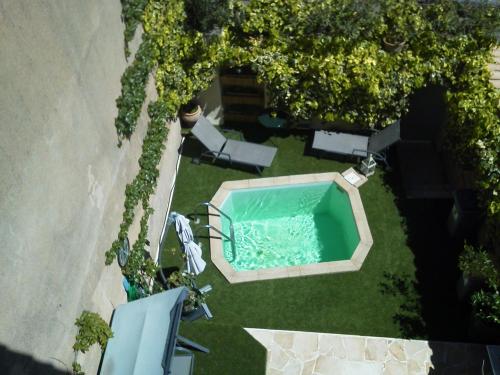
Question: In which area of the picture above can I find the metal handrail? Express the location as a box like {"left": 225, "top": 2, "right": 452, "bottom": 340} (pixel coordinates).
{"left": 194, "top": 224, "right": 237, "bottom": 262}
{"left": 196, "top": 202, "right": 233, "bottom": 227}
{"left": 193, "top": 202, "right": 236, "bottom": 261}
{"left": 195, "top": 224, "right": 232, "bottom": 243}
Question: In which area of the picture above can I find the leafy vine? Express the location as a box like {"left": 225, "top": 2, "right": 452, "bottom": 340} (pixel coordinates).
{"left": 121, "top": 0, "right": 149, "bottom": 57}
{"left": 114, "top": 38, "right": 155, "bottom": 142}
{"left": 72, "top": 311, "right": 113, "bottom": 374}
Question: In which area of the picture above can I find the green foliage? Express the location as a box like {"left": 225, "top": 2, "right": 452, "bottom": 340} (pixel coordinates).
{"left": 184, "top": 0, "right": 231, "bottom": 34}
{"left": 460, "top": 243, "right": 500, "bottom": 326}
{"left": 72, "top": 361, "right": 84, "bottom": 375}
{"left": 471, "top": 288, "right": 500, "bottom": 325}
{"left": 167, "top": 270, "right": 207, "bottom": 309}
{"left": 381, "top": 0, "right": 423, "bottom": 44}
{"left": 106, "top": 101, "right": 170, "bottom": 281}
{"left": 459, "top": 243, "right": 499, "bottom": 286}
{"left": 121, "top": 0, "right": 149, "bottom": 57}
{"left": 144, "top": 0, "right": 224, "bottom": 110}
{"left": 225, "top": 0, "right": 429, "bottom": 126}
{"left": 115, "top": 38, "right": 155, "bottom": 141}
{"left": 303, "top": 0, "right": 385, "bottom": 42}
{"left": 444, "top": 50, "right": 500, "bottom": 215}
{"left": 73, "top": 311, "right": 113, "bottom": 354}
{"left": 108, "top": 0, "right": 224, "bottom": 289}
{"left": 122, "top": 201, "right": 162, "bottom": 293}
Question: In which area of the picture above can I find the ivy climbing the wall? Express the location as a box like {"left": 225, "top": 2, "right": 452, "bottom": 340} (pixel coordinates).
{"left": 121, "top": 0, "right": 149, "bottom": 57}
{"left": 107, "top": 0, "right": 226, "bottom": 293}
{"left": 72, "top": 311, "right": 113, "bottom": 375}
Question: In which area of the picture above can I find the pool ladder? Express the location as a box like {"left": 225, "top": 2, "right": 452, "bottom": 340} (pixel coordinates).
{"left": 193, "top": 202, "right": 236, "bottom": 261}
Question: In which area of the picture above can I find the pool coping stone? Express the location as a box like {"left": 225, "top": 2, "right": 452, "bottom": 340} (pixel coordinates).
{"left": 209, "top": 172, "right": 373, "bottom": 283}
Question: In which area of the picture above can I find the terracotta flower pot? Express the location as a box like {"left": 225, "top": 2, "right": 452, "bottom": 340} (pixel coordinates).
{"left": 383, "top": 37, "right": 406, "bottom": 53}
{"left": 180, "top": 104, "right": 202, "bottom": 128}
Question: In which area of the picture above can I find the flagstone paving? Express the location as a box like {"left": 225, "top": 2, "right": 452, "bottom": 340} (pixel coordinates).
{"left": 246, "top": 328, "right": 490, "bottom": 375}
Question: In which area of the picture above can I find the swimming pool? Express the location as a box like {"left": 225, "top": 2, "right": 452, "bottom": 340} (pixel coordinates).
{"left": 208, "top": 173, "right": 372, "bottom": 283}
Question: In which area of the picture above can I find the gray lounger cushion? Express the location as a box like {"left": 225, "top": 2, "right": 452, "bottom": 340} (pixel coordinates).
{"left": 223, "top": 139, "right": 277, "bottom": 167}
{"left": 312, "top": 131, "right": 369, "bottom": 157}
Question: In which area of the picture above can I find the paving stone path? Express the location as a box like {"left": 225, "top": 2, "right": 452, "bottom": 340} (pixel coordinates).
{"left": 246, "top": 328, "right": 490, "bottom": 375}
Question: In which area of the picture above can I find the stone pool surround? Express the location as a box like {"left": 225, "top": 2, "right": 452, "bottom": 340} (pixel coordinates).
{"left": 208, "top": 172, "right": 373, "bottom": 283}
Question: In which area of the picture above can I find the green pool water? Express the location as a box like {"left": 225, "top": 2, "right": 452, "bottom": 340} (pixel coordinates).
{"left": 220, "top": 182, "right": 360, "bottom": 271}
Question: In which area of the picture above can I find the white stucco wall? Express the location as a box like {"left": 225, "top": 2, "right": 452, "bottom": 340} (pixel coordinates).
{"left": 0, "top": 1, "right": 181, "bottom": 373}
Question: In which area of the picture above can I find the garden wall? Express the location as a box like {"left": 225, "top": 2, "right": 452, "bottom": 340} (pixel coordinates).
{"left": 0, "top": 1, "right": 181, "bottom": 373}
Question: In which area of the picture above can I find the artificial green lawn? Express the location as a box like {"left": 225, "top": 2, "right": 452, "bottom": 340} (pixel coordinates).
{"left": 164, "top": 131, "right": 419, "bottom": 374}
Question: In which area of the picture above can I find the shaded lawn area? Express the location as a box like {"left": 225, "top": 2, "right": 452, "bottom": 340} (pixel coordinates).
{"left": 161, "top": 131, "right": 449, "bottom": 374}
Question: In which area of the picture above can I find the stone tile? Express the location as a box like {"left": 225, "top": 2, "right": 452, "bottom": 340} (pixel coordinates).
{"left": 221, "top": 179, "right": 250, "bottom": 190}
{"left": 342, "top": 167, "right": 368, "bottom": 188}
{"left": 213, "top": 258, "right": 235, "bottom": 282}
{"left": 384, "top": 359, "right": 408, "bottom": 375}
{"left": 318, "top": 334, "right": 346, "bottom": 358}
{"left": 272, "top": 175, "right": 291, "bottom": 186}
{"left": 246, "top": 328, "right": 273, "bottom": 348}
{"left": 407, "top": 359, "right": 423, "bottom": 374}
{"left": 282, "top": 357, "right": 303, "bottom": 375}
{"left": 300, "top": 263, "right": 336, "bottom": 277}
{"left": 229, "top": 270, "right": 259, "bottom": 283}
{"left": 350, "top": 241, "right": 369, "bottom": 262}
{"left": 323, "top": 260, "right": 357, "bottom": 274}
{"left": 268, "top": 368, "right": 284, "bottom": 375}
{"left": 274, "top": 331, "right": 294, "bottom": 350}
{"left": 404, "top": 340, "right": 428, "bottom": 358}
{"left": 314, "top": 355, "right": 337, "bottom": 374}
{"left": 286, "top": 265, "right": 302, "bottom": 277}
{"left": 302, "top": 359, "right": 316, "bottom": 375}
{"left": 257, "top": 266, "right": 289, "bottom": 281}
{"left": 210, "top": 187, "right": 230, "bottom": 207}
{"left": 408, "top": 347, "right": 431, "bottom": 367}
{"left": 289, "top": 174, "right": 317, "bottom": 185}
{"left": 315, "top": 172, "right": 338, "bottom": 183}
{"left": 269, "top": 345, "right": 291, "bottom": 370}
{"left": 248, "top": 177, "right": 274, "bottom": 188}
{"left": 292, "top": 332, "right": 319, "bottom": 362}
{"left": 365, "top": 338, "right": 388, "bottom": 361}
{"left": 389, "top": 341, "right": 406, "bottom": 362}
{"left": 343, "top": 336, "right": 366, "bottom": 361}
{"left": 316, "top": 357, "right": 383, "bottom": 375}
{"left": 334, "top": 173, "right": 355, "bottom": 193}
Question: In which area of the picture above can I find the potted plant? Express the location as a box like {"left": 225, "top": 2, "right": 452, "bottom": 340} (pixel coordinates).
{"left": 381, "top": 0, "right": 420, "bottom": 52}
{"left": 457, "top": 243, "right": 497, "bottom": 300}
{"left": 459, "top": 244, "right": 500, "bottom": 341}
{"left": 166, "top": 270, "right": 208, "bottom": 319}
{"left": 179, "top": 99, "right": 202, "bottom": 128}
{"left": 469, "top": 288, "right": 500, "bottom": 342}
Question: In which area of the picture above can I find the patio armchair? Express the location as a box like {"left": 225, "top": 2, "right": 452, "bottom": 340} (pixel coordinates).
{"left": 312, "top": 120, "right": 401, "bottom": 167}
{"left": 191, "top": 115, "right": 277, "bottom": 174}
